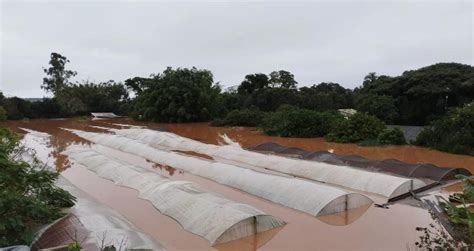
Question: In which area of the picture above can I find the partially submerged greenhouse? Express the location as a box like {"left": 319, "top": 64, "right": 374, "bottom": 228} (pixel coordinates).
{"left": 251, "top": 142, "right": 472, "bottom": 182}
{"left": 64, "top": 129, "right": 374, "bottom": 217}
{"left": 32, "top": 177, "right": 165, "bottom": 251}
{"left": 63, "top": 146, "right": 286, "bottom": 245}
{"left": 104, "top": 128, "right": 426, "bottom": 199}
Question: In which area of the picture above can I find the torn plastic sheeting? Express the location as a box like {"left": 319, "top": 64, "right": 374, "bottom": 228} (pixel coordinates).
{"left": 63, "top": 146, "right": 286, "bottom": 245}
{"left": 63, "top": 129, "right": 373, "bottom": 217}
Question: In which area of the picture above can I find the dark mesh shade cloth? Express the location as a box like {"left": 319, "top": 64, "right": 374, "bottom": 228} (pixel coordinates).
{"left": 31, "top": 214, "right": 99, "bottom": 251}
{"left": 251, "top": 142, "right": 471, "bottom": 182}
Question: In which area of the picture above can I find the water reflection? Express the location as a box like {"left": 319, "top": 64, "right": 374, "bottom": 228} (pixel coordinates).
{"left": 317, "top": 204, "right": 372, "bottom": 226}
{"left": 214, "top": 227, "right": 284, "bottom": 251}
{"left": 0, "top": 118, "right": 465, "bottom": 250}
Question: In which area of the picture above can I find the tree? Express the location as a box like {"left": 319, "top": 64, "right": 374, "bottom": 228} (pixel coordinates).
{"left": 268, "top": 70, "right": 297, "bottom": 89}
{"left": 3, "top": 97, "right": 33, "bottom": 120}
{"left": 124, "top": 76, "right": 152, "bottom": 95}
{"left": 250, "top": 88, "right": 299, "bottom": 111}
{"left": 362, "top": 72, "right": 378, "bottom": 89}
{"left": 355, "top": 63, "right": 474, "bottom": 125}
{"left": 42, "top": 52, "right": 77, "bottom": 94}
{"left": 298, "top": 82, "right": 353, "bottom": 111}
{"left": 30, "top": 98, "right": 63, "bottom": 118}
{"left": 131, "top": 67, "right": 221, "bottom": 122}
{"left": 415, "top": 101, "right": 474, "bottom": 155}
{"left": 355, "top": 94, "right": 399, "bottom": 123}
{"left": 56, "top": 80, "right": 129, "bottom": 115}
{"left": 237, "top": 73, "right": 269, "bottom": 94}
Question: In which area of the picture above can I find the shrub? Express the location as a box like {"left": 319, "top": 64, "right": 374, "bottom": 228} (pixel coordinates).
{"left": 211, "top": 109, "right": 265, "bottom": 127}
{"left": 326, "top": 112, "right": 385, "bottom": 143}
{"left": 260, "top": 106, "right": 344, "bottom": 137}
{"left": 0, "top": 128, "right": 76, "bottom": 246}
{"left": 377, "top": 127, "right": 406, "bottom": 145}
{"left": 415, "top": 101, "right": 474, "bottom": 155}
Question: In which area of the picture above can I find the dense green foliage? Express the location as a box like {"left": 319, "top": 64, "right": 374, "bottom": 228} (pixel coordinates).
{"left": 1, "top": 96, "right": 33, "bottom": 120}
{"left": 29, "top": 98, "right": 63, "bottom": 118}
{"left": 354, "top": 63, "right": 474, "bottom": 125}
{"left": 298, "top": 82, "right": 353, "bottom": 111}
{"left": 0, "top": 128, "right": 76, "bottom": 246}
{"left": 326, "top": 112, "right": 386, "bottom": 143}
{"left": 0, "top": 82, "right": 128, "bottom": 120}
{"left": 211, "top": 109, "right": 265, "bottom": 127}
{"left": 56, "top": 80, "right": 129, "bottom": 116}
{"left": 355, "top": 94, "right": 398, "bottom": 124}
{"left": 127, "top": 67, "right": 221, "bottom": 122}
{"left": 261, "top": 106, "right": 344, "bottom": 138}
{"left": 2, "top": 53, "right": 129, "bottom": 119}
{"left": 415, "top": 101, "right": 474, "bottom": 155}
{"left": 377, "top": 127, "right": 406, "bottom": 145}
{"left": 42, "top": 52, "right": 77, "bottom": 94}
{"left": 2, "top": 52, "right": 473, "bottom": 152}
{"left": 0, "top": 106, "right": 6, "bottom": 121}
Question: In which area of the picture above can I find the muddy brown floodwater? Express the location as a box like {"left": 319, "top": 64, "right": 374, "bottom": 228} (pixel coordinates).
{"left": 3, "top": 118, "right": 473, "bottom": 251}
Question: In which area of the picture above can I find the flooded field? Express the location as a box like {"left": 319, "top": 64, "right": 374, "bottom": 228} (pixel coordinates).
{"left": 3, "top": 118, "right": 473, "bottom": 250}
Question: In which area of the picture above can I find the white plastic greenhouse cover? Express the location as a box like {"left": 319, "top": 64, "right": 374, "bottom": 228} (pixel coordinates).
{"left": 107, "top": 128, "right": 426, "bottom": 199}
{"left": 56, "top": 177, "right": 166, "bottom": 250}
{"left": 64, "top": 129, "right": 373, "bottom": 217}
{"left": 17, "top": 129, "right": 165, "bottom": 250}
{"left": 63, "top": 146, "right": 286, "bottom": 245}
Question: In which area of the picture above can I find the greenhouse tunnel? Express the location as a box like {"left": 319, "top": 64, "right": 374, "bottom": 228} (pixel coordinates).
{"left": 64, "top": 129, "right": 374, "bottom": 218}
{"left": 31, "top": 178, "right": 166, "bottom": 251}
{"left": 252, "top": 142, "right": 472, "bottom": 182}
{"left": 63, "top": 146, "right": 286, "bottom": 245}
{"left": 98, "top": 128, "right": 427, "bottom": 200}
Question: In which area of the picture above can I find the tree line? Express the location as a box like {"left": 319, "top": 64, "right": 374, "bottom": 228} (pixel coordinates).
{"left": 1, "top": 52, "right": 473, "bottom": 154}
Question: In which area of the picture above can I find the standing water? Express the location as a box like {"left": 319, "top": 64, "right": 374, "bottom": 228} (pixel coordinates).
{"left": 2, "top": 118, "right": 472, "bottom": 250}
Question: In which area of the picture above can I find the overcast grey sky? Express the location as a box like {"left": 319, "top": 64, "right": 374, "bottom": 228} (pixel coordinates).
{"left": 1, "top": 1, "right": 472, "bottom": 98}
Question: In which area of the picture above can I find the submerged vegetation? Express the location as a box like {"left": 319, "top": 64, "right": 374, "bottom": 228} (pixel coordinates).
{"left": 0, "top": 128, "right": 76, "bottom": 246}
{"left": 261, "top": 106, "right": 343, "bottom": 138}
{"left": 1, "top": 52, "right": 473, "bottom": 152}
{"left": 325, "top": 112, "right": 385, "bottom": 143}
{"left": 211, "top": 109, "right": 265, "bottom": 127}
{"left": 377, "top": 127, "right": 406, "bottom": 145}
{"left": 416, "top": 175, "right": 474, "bottom": 249}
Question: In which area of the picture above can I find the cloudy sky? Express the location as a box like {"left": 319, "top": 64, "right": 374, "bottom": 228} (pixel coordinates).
{"left": 1, "top": 1, "right": 472, "bottom": 98}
